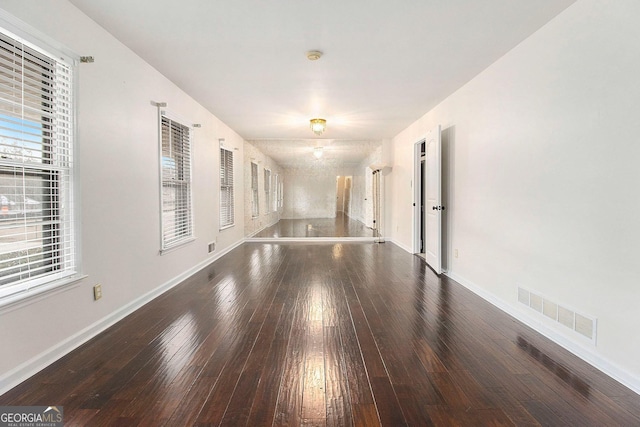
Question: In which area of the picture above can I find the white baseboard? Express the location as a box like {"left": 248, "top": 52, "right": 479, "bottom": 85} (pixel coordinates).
{"left": 390, "top": 240, "right": 640, "bottom": 396}
{"left": 5, "top": 239, "right": 636, "bottom": 399}
{"left": 247, "top": 218, "right": 280, "bottom": 238}
{"left": 245, "top": 237, "right": 377, "bottom": 243}
{"left": 387, "top": 238, "right": 413, "bottom": 254}
{"left": 0, "top": 239, "right": 245, "bottom": 396}
{"left": 446, "top": 271, "right": 640, "bottom": 396}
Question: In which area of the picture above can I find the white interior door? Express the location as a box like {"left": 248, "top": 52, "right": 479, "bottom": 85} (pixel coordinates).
{"left": 425, "top": 125, "right": 442, "bottom": 274}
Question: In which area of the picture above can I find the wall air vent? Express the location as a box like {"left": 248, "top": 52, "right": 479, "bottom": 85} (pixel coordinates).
{"left": 517, "top": 286, "right": 596, "bottom": 343}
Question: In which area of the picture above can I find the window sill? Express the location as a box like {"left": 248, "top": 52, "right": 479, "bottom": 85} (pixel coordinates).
{"left": 0, "top": 274, "right": 88, "bottom": 314}
{"left": 160, "top": 237, "right": 196, "bottom": 255}
{"left": 220, "top": 224, "right": 235, "bottom": 231}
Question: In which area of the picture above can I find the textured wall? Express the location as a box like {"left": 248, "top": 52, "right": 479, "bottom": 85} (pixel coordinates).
{"left": 351, "top": 146, "right": 382, "bottom": 227}
{"left": 243, "top": 142, "right": 284, "bottom": 236}
{"left": 282, "top": 146, "right": 381, "bottom": 222}
{"left": 283, "top": 167, "right": 358, "bottom": 219}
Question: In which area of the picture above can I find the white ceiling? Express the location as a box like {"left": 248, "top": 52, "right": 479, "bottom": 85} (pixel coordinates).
{"left": 249, "top": 139, "right": 381, "bottom": 170}
{"left": 68, "top": 0, "right": 575, "bottom": 163}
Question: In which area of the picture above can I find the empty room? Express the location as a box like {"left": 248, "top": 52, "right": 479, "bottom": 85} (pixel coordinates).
{"left": 0, "top": 0, "right": 639, "bottom": 426}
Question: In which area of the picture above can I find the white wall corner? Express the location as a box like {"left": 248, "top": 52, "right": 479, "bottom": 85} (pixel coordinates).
{"left": 387, "top": 239, "right": 414, "bottom": 254}
{"left": 445, "top": 271, "right": 640, "bottom": 397}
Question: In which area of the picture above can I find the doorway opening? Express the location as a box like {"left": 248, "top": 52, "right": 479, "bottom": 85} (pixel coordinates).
{"left": 413, "top": 126, "right": 443, "bottom": 274}
{"left": 336, "top": 175, "right": 352, "bottom": 216}
{"left": 414, "top": 140, "right": 426, "bottom": 255}
{"left": 371, "top": 169, "right": 382, "bottom": 240}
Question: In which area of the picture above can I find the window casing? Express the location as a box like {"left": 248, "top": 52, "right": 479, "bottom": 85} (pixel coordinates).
{"left": 0, "top": 28, "right": 77, "bottom": 300}
{"left": 273, "top": 174, "right": 279, "bottom": 212}
{"left": 250, "top": 162, "right": 259, "bottom": 218}
{"left": 159, "top": 114, "right": 193, "bottom": 250}
{"left": 220, "top": 147, "right": 234, "bottom": 229}
{"left": 264, "top": 169, "right": 270, "bottom": 215}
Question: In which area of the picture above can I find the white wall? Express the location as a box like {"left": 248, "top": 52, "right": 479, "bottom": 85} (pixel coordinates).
{"left": 244, "top": 141, "right": 283, "bottom": 236}
{"left": 0, "top": 0, "right": 245, "bottom": 389}
{"left": 387, "top": 0, "right": 640, "bottom": 388}
{"left": 282, "top": 167, "right": 356, "bottom": 219}
{"left": 351, "top": 146, "right": 382, "bottom": 227}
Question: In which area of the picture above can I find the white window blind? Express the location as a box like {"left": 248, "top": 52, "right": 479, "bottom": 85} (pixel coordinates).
{"left": 0, "top": 29, "right": 76, "bottom": 298}
{"left": 250, "top": 162, "right": 258, "bottom": 218}
{"left": 264, "top": 168, "right": 270, "bottom": 215}
{"left": 220, "top": 147, "right": 234, "bottom": 228}
{"left": 160, "top": 114, "right": 193, "bottom": 250}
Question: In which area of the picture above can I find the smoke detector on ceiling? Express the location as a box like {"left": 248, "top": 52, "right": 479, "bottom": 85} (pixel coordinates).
{"left": 306, "top": 50, "right": 323, "bottom": 61}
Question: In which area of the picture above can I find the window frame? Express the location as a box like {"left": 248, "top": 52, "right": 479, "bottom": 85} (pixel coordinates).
{"left": 219, "top": 145, "right": 234, "bottom": 230}
{"left": 250, "top": 162, "right": 259, "bottom": 218}
{"left": 158, "top": 110, "right": 195, "bottom": 252}
{"left": 264, "top": 168, "right": 271, "bottom": 215}
{"left": 0, "top": 16, "right": 82, "bottom": 308}
{"left": 273, "top": 173, "right": 279, "bottom": 212}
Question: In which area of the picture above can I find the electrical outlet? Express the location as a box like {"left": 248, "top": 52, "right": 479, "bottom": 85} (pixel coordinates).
{"left": 93, "top": 284, "right": 102, "bottom": 301}
{"left": 208, "top": 242, "right": 216, "bottom": 253}
{"left": 454, "top": 249, "right": 459, "bottom": 258}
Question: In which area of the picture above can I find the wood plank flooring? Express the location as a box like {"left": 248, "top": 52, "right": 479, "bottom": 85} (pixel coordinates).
{"left": 1, "top": 242, "right": 639, "bottom": 426}
{"left": 252, "top": 214, "right": 377, "bottom": 238}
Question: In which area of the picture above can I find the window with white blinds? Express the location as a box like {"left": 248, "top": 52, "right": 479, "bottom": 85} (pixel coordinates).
{"left": 219, "top": 147, "right": 234, "bottom": 229}
{"left": 0, "top": 29, "right": 77, "bottom": 299}
{"left": 250, "top": 162, "right": 258, "bottom": 218}
{"left": 160, "top": 114, "right": 193, "bottom": 250}
{"left": 264, "top": 168, "right": 270, "bottom": 215}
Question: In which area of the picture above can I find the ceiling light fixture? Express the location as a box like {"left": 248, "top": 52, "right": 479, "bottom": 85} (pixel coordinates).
{"left": 310, "top": 118, "right": 326, "bottom": 135}
{"left": 314, "top": 147, "right": 323, "bottom": 159}
{"left": 306, "top": 50, "right": 323, "bottom": 61}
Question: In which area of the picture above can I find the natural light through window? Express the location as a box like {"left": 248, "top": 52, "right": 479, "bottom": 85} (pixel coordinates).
{"left": 0, "top": 28, "right": 77, "bottom": 301}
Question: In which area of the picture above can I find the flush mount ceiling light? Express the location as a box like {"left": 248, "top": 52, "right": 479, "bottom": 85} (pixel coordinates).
{"left": 306, "top": 50, "right": 323, "bottom": 61}
{"left": 310, "top": 118, "right": 326, "bottom": 135}
{"left": 314, "top": 146, "right": 323, "bottom": 159}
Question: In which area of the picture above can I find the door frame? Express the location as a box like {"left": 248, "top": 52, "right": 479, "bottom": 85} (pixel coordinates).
{"left": 364, "top": 166, "right": 374, "bottom": 228}
{"left": 413, "top": 138, "right": 426, "bottom": 253}
{"left": 424, "top": 125, "right": 442, "bottom": 274}
{"left": 343, "top": 176, "right": 352, "bottom": 216}
{"left": 335, "top": 175, "right": 343, "bottom": 214}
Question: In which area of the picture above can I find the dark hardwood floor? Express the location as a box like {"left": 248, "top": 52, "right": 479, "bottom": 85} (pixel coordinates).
{"left": 1, "top": 242, "right": 639, "bottom": 426}
{"left": 252, "top": 214, "right": 377, "bottom": 238}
